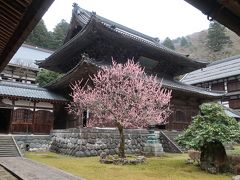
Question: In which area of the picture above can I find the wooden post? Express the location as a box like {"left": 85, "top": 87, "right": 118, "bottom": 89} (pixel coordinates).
{"left": 9, "top": 99, "right": 15, "bottom": 134}
{"left": 32, "top": 101, "right": 36, "bottom": 134}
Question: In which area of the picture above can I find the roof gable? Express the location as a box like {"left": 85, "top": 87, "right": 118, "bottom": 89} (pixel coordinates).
{"left": 39, "top": 3, "right": 208, "bottom": 77}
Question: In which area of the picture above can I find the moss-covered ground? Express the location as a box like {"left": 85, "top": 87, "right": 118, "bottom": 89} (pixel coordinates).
{"left": 25, "top": 151, "right": 233, "bottom": 180}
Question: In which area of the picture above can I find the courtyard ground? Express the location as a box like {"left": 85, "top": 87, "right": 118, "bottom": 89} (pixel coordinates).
{"left": 25, "top": 147, "right": 240, "bottom": 180}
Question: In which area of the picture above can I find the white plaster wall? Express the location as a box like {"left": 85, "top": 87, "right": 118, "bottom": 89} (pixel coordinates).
{"left": 15, "top": 100, "right": 34, "bottom": 107}
{"left": 2, "top": 98, "right": 12, "bottom": 105}
{"left": 36, "top": 102, "right": 53, "bottom": 109}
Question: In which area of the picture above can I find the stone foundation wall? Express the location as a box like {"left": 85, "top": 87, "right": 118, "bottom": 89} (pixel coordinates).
{"left": 50, "top": 128, "right": 148, "bottom": 157}
{"left": 13, "top": 135, "right": 51, "bottom": 154}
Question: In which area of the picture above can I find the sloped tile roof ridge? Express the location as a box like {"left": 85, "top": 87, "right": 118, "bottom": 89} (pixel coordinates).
{"left": 39, "top": 13, "right": 96, "bottom": 69}
{"left": 0, "top": 81, "right": 48, "bottom": 91}
{"left": 73, "top": 3, "right": 157, "bottom": 44}
{"left": 44, "top": 56, "right": 102, "bottom": 88}
{"left": 22, "top": 43, "right": 54, "bottom": 54}
{"left": 0, "top": 80, "right": 67, "bottom": 101}
{"left": 73, "top": 4, "right": 207, "bottom": 65}
{"left": 209, "top": 55, "right": 240, "bottom": 66}
{"left": 181, "top": 55, "right": 240, "bottom": 84}
{"left": 162, "top": 78, "right": 225, "bottom": 97}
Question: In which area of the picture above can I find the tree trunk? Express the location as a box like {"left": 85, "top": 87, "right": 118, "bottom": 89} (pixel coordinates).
{"left": 117, "top": 124, "right": 125, "bottom": 158}
{"left": 200, "top": 141, "right": 229, "bottom": 173}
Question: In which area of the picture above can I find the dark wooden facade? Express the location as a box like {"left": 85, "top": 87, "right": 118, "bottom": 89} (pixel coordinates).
{"left": 0, "top": 80, "right": 67, "bottom": 134}
{"left": 194, "top": 77, "right": 240, "bottom": 110}
{"left": 0, "top": 99, "right": 55, "bottom": 134}
{"left": 166, "top": 98, "right": 200, "bottom": 130}
{"left": 10, "top": 109, "right": 54, "bottom": 134}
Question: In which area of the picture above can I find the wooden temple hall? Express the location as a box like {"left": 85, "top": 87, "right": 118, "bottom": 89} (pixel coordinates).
{"left": 0, "top": 0, "right": 69, "bottom": 134}
{"left": 0, "top": 81, "right": 67, "bottom": 134}
{"left": 38, "top": 4, "right": 225, "bottom": 130}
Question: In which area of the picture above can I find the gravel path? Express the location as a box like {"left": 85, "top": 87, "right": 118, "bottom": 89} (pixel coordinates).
{"left": 0, "top": 157, "right": 85, "bottom": 180}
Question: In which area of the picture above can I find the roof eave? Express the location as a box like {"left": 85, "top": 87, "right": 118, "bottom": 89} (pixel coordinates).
{"left": 184, "top": 0, "right": 240, "bottom": 36}
{"left": 40, "top": 15, "right": 208, "bottom": 75}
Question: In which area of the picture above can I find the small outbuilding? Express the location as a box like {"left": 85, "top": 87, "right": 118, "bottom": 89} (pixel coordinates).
{"left": 0, "top": 81, "right": 67, "bottom": 134}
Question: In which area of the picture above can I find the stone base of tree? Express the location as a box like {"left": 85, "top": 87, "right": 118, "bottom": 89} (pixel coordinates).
{"left": 200, "top": 141, "right": 229, "bottom": 174}
{"left": 143, "top": 143, "right": 164, "bottom": 156}
{"left": 99, "top": 153, "right": 145, "bottom": 165}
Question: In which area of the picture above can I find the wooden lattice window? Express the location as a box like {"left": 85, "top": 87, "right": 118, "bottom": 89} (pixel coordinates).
{"left": 227, "top": 80, "right": 240, "bottom": 92}
{"left": 13, "top": 109, "right": 33, "bottom": 123}
{"left": 211, "top": 83, "right": 224, "bottom": 91}
{"left": 35, "top": 110, "right": 54, "bottom": 124}
{"left": 229, "top": 99, "right": 240, "bottom": 109}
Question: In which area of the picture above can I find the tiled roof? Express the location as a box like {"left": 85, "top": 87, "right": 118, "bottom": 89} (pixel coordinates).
{"left": 46, "top": 58, "right": 224, "bottom": 98}
{"left": 162, "top": 79, "right": 224, "bottom": 98}
{"left": 0, "top": 81, "right": 67, "bottom": 102}
{"left": 221, "top": 105, "right": 240, "bottom": 119}
{"left": 181, "top": 55, "right": 240, "bottom": 84}
{"left": 39, "top": 4, "right": 207, "bottom": 75}
{"left": 72, "top": 4, "right": 206, "bottom": 65}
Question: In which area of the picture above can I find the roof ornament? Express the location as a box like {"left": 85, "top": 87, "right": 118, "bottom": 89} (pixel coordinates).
{"left": 92, "top": 11, "right": 96, "bottom": 17}
{"left": 72, "top": 2, "right": 78, "bottom": 8}
{"left": 110, "top": 25, "right": 116, "bottom": 29}
{"left": 72, "top": 2, "right": 81, "bottom": 15}
{"left": 154, "top": 37, "right": 160, "bottom": 43}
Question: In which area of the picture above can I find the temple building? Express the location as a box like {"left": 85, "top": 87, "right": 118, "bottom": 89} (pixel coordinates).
{"left": 39, "top": 4, "right": 224, "bottom": 130}
{"left": 1, "top": 44, "right": 53, "bottom": 84}
{"left": 0, "top": 81, "right": 67, "bottom": 134}
{"left": 182, "top": 55, "right": 240, "bottom": 114}
{"left": 0, "top": 0, "right": 68, "bottom": 134}
{"left": 0, "top": 43, "right": 65, "bottom": 135}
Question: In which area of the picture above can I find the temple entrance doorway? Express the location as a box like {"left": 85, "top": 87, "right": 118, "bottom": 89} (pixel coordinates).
{"left": 0, "top": 108, "right": 11, "bottom": 133}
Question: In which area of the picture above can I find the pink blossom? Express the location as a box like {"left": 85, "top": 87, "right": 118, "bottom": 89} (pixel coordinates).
{"left": 68, "top": 59, "right": 172, "bottom": 128}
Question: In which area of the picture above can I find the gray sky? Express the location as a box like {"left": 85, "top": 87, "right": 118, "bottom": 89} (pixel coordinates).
{"left": 43, "top": 0, "right": 210, "bottom": 40}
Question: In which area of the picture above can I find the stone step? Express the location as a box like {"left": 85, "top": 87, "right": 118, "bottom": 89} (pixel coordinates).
{"left": 159, "top": 131, "right": 184, "bottom": 153}
{"left": 0, "top": 145, "right": 16, "bottom": 149}
{"left": 0, "top": 142, "right": 15, "bottom": 147}
{"left": 0, "top": 149, "right": 18, "bottom": 152}
{"left": 0, "top": 136, "right": 20, "bottom": 157}
{"left": 0, "top": 155, "right": 19, "bottom": 157}
{"left": 0, "top": 152, "right": 19, "bottom": 155}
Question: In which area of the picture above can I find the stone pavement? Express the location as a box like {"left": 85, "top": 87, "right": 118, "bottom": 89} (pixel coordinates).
{"left": 0, "top": 157, "right": 85, "bottom": 180}
{"left": 0, "top": 165, "right": 18, "bottom": 180}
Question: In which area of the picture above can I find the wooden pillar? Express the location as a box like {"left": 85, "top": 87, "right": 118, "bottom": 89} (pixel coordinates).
{"left": 32, "top": 101, "right": 36, "bottom": 134}
{"left": 9, "top": 99, "right": 15, "bottom": 133}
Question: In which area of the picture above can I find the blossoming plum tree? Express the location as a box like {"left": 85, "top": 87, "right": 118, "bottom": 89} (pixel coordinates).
{"left": 68, "top": 59, "right": 172, "bottom": 158}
